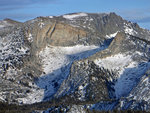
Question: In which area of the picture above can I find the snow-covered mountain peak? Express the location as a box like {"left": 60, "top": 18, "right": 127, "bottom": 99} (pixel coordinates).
{"left": 1, "top": 12, "right": 150, "bottom": 112}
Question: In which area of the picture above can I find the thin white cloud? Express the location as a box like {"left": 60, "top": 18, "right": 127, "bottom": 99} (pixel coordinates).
{"left": 117, "top": 8, "right": 150, "bottom": 23}
{"left": 0, "top": 0, "right": 58, "bottom": 11}
{"left": 116, "top": 8, "right": 150, "bottom": 29}
{"left": 0, "top": 13, "right": 37, "bottom": 22}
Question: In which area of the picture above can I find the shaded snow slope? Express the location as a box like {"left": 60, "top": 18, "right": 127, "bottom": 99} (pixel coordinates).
{"left": 1, "top": 12, "right": 150, "bottom": 111}
{"left": 115, "top": 62, "right": 150, "bottom": 98}
{"left": 128, "top": 69, "right": 150, "bottom": 103}
{"left": 33, "top": 45, "right": 105, "bottom": 102}
{"left": 39, "top": 45, "right": 101, "bottom": 74}
{"left": 15, "top": 45, "right": 104, "bottom": 104}
{"left": 94, "top": 53, "right": 150, "bottom": 98}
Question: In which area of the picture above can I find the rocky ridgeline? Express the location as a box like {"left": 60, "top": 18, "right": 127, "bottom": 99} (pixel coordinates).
{"left": 0, "top": 12, "right": 150, "bottom": 112}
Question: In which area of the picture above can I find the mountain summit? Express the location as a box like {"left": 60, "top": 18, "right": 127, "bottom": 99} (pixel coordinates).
{"left": 0, "top": 12, "right": 150, "bottom": 112}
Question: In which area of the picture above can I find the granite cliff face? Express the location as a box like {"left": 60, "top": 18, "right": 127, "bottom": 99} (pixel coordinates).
{"left": 0, "top": 12, "right": 150, "bottom": 112}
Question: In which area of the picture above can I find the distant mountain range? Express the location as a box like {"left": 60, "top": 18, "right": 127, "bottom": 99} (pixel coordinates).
{"left": 0, "top": 12, "right": 150, "bottom": 112}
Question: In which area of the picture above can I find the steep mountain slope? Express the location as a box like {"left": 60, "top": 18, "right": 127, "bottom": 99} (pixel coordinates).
{"left": 55, "top": 32, "right": 150, "bottom": 102}
{"left": 0, "top": 18, "right": 22, "bottom": 29}
{"left": 0, "top": 12, "right": 150, "bottom": 112}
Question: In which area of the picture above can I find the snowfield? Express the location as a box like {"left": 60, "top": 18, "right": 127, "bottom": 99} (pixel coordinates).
{"left": 39, "top": 45, "right": 101, "bottom": 74}
{"left": 94, "top": 53, "right": 135, "bottom": 74}
{"left": 30, "top": 45, "right": 104, "bottom": 103}
{"left": 63, "top": 13, "right": 88, "bottom": 20}
{"left": 94, "top": 53, "right": 150, "bottom": 98}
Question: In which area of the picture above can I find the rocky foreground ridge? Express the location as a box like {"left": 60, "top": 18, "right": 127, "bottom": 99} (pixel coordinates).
{"left": 0, "top": 12, "right": 150, "bottom": 112}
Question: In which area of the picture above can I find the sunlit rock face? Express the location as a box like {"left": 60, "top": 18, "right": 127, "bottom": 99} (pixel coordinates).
{"left": 0, "top": 12, "right": 150, "bottom": 112}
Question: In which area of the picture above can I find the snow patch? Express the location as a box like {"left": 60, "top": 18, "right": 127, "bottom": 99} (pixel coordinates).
{"left": 89, "top": 18, "right": 94, "bottom": 21}
{"left": 106, "top": 32, "right": 118, "bottom": 39}
{"left": 49, "top": 16, "right": 53, "bottom": 18}
{"left": 69, "top": 105, "right": 86, "bottom": 113}
{"left": 94, "top": 53, "right": 149, "bottom": 99}
{"left": 38, "top": 22, "right": 45, "bottom": 28}
{"left": 124, "top": 24, "right": 137, "bottom": 35}
{"left": 63, "top": 13, "right": 88, "bottom": 20}
{"left": 37, "top": 45, "right": 103, "bottom": 101}
{"left": 125, "top": 26, "right": 134, "bottom": 35}
{"left": 135, "top": 51, "right": 143, "bottom": 56}
{"left": 18, "top": 89, "right": 44, "bottom": 104}
{"left": 18, "top": 46, "right": 29, "bottom": 54}
{"left": 39, "top": 45, "right": 100, "bottom": 74}
{"left": 94, "top": 53, "right": 134, "bottom": 74}
{"left": 0, "top": 25, "right": 5, "bottom": 28}
{"left": 78, "top": 83, "right": 88, "bottom": 100}
{"left": 28, "top": 33, "right": 33, "bottom": 42}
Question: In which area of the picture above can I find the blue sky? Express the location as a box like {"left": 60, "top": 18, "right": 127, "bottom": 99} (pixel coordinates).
{"left": 0, "top": 0, "right": 150, "bottom": 29}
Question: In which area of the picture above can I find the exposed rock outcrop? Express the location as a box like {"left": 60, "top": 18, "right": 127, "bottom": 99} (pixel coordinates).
{"left": 0, "top": 12, "right": 150, "bottom": 112}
